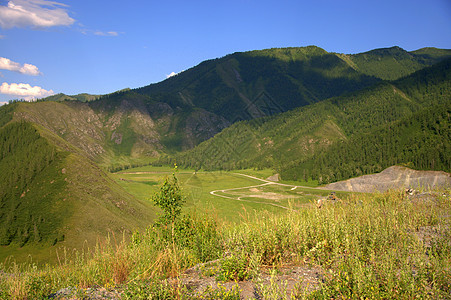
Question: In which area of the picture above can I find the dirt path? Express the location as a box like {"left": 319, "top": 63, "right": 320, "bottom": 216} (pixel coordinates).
{"left": 209, "top": 173, "right": 316, "bottom": 210}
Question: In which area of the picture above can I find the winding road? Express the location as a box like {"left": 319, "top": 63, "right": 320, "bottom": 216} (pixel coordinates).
{"left": 209, "top": 173, "right": 316, "bottom": 210}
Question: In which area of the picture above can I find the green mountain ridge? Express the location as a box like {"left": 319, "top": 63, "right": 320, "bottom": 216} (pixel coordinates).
{"left": 345, "top": 46, "right": 451, "bottom": 80}
{"left": 136, "top": 46, "right": 451, "bottom": 121}
{"left": 172, "top": 58, "right": 451, "bottom": 182}
{"left": 43, "top": 93, "right": 101, "bottom": 102}
{"left": 20, "top": 45, "right": 445, "bottom": 170}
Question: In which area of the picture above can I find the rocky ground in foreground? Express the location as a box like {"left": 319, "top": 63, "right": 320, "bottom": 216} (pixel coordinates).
{"left": 48, "top": 260, "right": 324, "bottom": 299}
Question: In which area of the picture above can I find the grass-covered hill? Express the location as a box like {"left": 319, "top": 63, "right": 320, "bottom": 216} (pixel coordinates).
{"left": 42, "top": 93, "right": 100, "bottom": 102}
{"left": 342, "top": 46, "right": 451, "bottom": 80}
{"left": 172, "top": 58, "right": 451, "bottom": 183}
{"left": 0, "top": 107, "right": 156, "bottom": 262}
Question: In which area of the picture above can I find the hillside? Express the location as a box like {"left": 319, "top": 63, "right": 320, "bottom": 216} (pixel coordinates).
{"left": 11, "top": 93, "right": 230, "bottom": 171}
{"left": 173, "top": 58, "right": 451, "bottom": 182}
{"left": 343, "top": 46, "right": 451, "bottom": 80}
{"left": 0, "top": 107, "right": 156, "bottom": 262}
{"left": 42, "top": 93, "right": 100, "bottom": 102}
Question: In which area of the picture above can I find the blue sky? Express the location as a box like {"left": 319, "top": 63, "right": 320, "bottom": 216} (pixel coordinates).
{"left": 0, "top": 0, "right": 450, "bottom": 103}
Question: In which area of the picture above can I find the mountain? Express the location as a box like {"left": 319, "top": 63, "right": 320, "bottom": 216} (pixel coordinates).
{"left": 13, "top": 91, "right": 230, "bottom": 171}
{"left": 42, "top": 92, "right": 101, "bottom": 102}
{"left": 25, "top": 46, "right": 448, "bottom": 169}
{"left": 136, "top": 46, "right": 451, "bottom": 122}
{"left": 172, "top": 58, "right": 451, "bottom": 182}
{"left": 22, "top": 45, "right": 448, "bottom": 171}
{"left": 341, "top": 46, "right": 451, "bottom": 80}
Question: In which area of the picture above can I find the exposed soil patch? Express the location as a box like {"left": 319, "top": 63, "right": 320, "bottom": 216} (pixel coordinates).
{"left": 244, "top": 192, "right": 294, "bottom": 201}
{"left": 322, "top": 166, "right": 451, "bottom": 193}
{"left": 180, "top": 260, "right": 324, "bottom": 299}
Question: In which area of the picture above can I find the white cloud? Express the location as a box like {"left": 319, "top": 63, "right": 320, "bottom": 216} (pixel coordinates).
{"left": 0, "top": 82, "right": 54, "bottom": 99}
{"left": 0, "top": 101, "right": 9, "bottom": 106}
{"left": 166, "top": 71, "right": 184, "bottom": 79}
{"left": 80, "top": 28, "right": 120, "bottom": 37}
{"left": 0, "top": 0, "right": 75, "bottom": 29}
{"left": 0, "top": 57, "right": 41, "bottom": 75}
{"left": 94, "top": 30, "right": 119, "bottom": 37}
{"left": 79, "top": 28, "right": 120, "bottom": 37}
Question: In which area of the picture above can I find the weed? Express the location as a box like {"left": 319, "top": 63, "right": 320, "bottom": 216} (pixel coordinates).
{"left": 255, "top": 269, "right": 289, "bottom": 299}
{"left": 196, "top": 283, "right": 241, "bottom": 300}
{"left": 216, "top": 254, "right": 249, "bottom": 282}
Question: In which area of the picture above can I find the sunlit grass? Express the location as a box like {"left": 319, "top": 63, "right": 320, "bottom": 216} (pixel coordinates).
{"left": 1, "top": 187, "right": 449, "bottom": 299}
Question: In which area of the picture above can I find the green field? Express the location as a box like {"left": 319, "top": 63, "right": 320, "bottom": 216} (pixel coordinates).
{"left": 111, "top": 166, "right": 338, "bottom": 223}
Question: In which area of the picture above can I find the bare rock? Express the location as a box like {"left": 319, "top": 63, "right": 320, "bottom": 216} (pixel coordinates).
{"left": 321, "top": 166, "right": 451, "bottom": 193}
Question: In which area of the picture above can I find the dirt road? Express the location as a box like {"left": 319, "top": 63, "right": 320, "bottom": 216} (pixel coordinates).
{"left": 209, "top": 173, "right": 315, "bottom": 210}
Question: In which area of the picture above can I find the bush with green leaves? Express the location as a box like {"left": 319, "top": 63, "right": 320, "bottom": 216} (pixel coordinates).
{"left": 152, "top": 166, "right": 185, "bottom": 239}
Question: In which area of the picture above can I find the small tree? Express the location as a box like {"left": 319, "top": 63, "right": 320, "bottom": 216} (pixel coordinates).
{"left": 152, "top": 165, "right": 185, "bottom": 241}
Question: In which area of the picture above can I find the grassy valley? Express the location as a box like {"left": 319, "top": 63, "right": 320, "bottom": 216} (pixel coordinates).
{"left": 0, "top": 45, "right": 450, "bottom": 298}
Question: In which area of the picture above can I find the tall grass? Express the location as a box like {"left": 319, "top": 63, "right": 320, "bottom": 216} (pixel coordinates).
{"left": 0, "top": 189, "right": 449, "bottom": 299}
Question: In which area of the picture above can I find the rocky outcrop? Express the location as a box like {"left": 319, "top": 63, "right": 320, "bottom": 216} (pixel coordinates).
{"left": 322, "top": 166, "right": 451, "bottom": 192}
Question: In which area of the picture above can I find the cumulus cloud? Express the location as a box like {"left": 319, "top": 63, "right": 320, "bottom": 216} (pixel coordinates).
{"left": 0, "top": 57, "right": 41, "bottom": 75}
{"left": 0, "top": 57, "right": 42, "bottom": 76}
{"left": 166, "top": 71, "right": 184, "bottom": 79}
{"left": 0, "top": 0, "right": 75, "bottom": 29}
{"left": 0, "top": 82, "right": 54, "bottom": 99}
{"left": 0, "top": 101, "right": 8, "bottom": 106}
{"left": 166, "top": 72, "right": 178, "bottom": 78}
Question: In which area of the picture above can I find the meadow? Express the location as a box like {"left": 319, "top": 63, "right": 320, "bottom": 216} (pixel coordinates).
{"left": 1, "top": 166, "right": 449, "bottom": 299}
{"left": 110, "top": 166, "right": 335, "bottom": 222}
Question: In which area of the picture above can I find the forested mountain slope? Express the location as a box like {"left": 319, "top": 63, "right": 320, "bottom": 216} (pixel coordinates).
{"left": 172, "top": 58, "right": 451, "bottom": 183}
{"left": 136, "top": 46, "right": 450, "bottom": 122}
{"left": 10, "top": 92, "right": 230, "bottom": 170}
{"left": 343, "top": 46, "right": 451, "bottom": 80}
{"left": 0, "top": 107, "right": 155, "bottom": 259}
